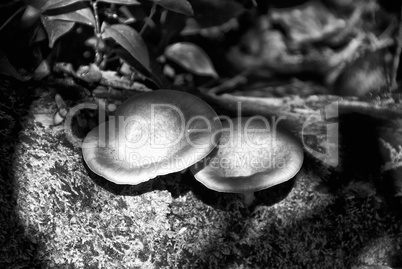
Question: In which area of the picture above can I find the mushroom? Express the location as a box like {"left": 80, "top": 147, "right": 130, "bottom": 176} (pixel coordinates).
{"left": 82, "top": 90, "right": 222, "bottom": 185}
{"left": 190, "top": 117, "right": 304, "bottom": 205}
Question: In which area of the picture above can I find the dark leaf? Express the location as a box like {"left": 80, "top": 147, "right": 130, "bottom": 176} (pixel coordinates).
{"left": 0, "top": 49, "right": 31, "bottom": 81}
{"left": 42, "top": 7, "right": 95, "bottom": 27}
{"left": 188, "top": 0, "right": 245, "bottom": 27}
{"left": 41, "top": 16, "right": 75, "bottom": 47}
{"left": 150, "top": 0, "right": 193, "bottom": 16}
{"left": 41, "top": 0, "right": 85, "bottom": 11}
{"left": 28, "top": 24, "right": 48, "bottom": 45}
{"left": 114, "top": 47, "right": 169, "bottom": 89}
{"left": 23, "top": 0, "right": 48, "bottom": 9}
{"left": 101, "top": 23, "right": 150, "bottom": 71}
{"left": 98, "top": 0, "right": 140, "bottom": 5}
{"left": 114, "top": 48, "right": 168, "bottom": 88}
{"left": 165, "top": 42, "right": 218, "bottom": 78}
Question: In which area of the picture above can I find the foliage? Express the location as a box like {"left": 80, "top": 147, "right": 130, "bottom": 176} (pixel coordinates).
{"left": 0, "top": 0, "right": 213, "bottom": 85}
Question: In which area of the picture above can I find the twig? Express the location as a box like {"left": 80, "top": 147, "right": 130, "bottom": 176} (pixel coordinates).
{"left": 391, "top": 5, "right": 402, "bottom": 91}
{"left": 91, "top": 0, "right": 104, "bottom": 67}
{"left": 139, "top": 2, "right": 157, "bottom": 36}
{"left": 206, "top": 69, "right": 251, "bottom": 95}
{"left": 0, "top": 6, "right": 25, "bottom": 32}
{"left": 91, "top": 1, "right": 100, "bottom": 34}
{"left": 199, "top": 91, "right": 402, "bottom": 124}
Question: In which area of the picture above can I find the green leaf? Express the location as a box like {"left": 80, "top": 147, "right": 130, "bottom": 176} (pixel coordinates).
{"left": 42, "top": 7, "right": 95, "bottom": 27}
{"left": 98, "top": 0, "right": 140, "bottom": 5}
{"left": 101, "top": 23, "right": 150, "bottom": 71}
{"left": 41, "top": 17, "right": 75, "bottom": 47}
{"left": 165, "top": 42, "right": 218, "bottom": 78}
{"left": 150, "top": 0, "right": 193, "bottom": 16}
{"left": 41, "top": 0, "right": 86, "bottom": 11}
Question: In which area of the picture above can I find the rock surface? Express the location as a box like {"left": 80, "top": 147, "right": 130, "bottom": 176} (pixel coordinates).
{"left": 1, "top": 77, "right": 402, "bottom": 268}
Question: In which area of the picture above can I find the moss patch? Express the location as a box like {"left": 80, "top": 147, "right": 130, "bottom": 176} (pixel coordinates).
{"left": 1, "top": 79, "right": 402, "bottom": 268}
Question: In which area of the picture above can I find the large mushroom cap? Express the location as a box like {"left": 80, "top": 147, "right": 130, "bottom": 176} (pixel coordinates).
{"left": 82, "top": 90, "right": 222, "bottom": 185}
{"left": 191, "top": 117, "right": 304, "bottom": 193}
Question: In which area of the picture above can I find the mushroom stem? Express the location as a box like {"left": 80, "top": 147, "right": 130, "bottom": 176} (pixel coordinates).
{"left": 241, "top": 191, "right": 256, "bottom": 206}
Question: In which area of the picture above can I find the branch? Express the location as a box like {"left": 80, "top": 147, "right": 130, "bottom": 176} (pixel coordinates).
{"left": 199, "top": 92, "right": 402, "bottom": 126}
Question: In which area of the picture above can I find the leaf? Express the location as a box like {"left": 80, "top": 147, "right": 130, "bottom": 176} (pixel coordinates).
{"left": 43, "top": 7, "right": 95, "bottom": 27}
{"left": 33, "top": 60, "right": 51, "bottom": 80}
{"left": 29, "top": 24, "right": 48, "bottom": 45}
{"left": 101, "top": 23, "right": 150, "bottom": 71}
{"left": 41, "top": 17, "right": 75, "bottom": 47}
{"left": 150, "top": 0, "right": 193, "bottom": 16}
{"left": 165, "top": 42, "right": 218, "bottom": 78}
{"left": 0, "top": 49, "right": 31, "bottom": 81}
{"left": 98, "top": 0, "right": 140, "bottom": 5}
{"left": 41, "top": 0, "right": 85, "bottom": 11}
{"left": 20, "top": 5, "right": 41, "bottom": 28}
{"left": 188, "top": 0, "right": 245, "bottom": 28}
{"left": 114, "top": 48, "right": 168, "bottom": 88}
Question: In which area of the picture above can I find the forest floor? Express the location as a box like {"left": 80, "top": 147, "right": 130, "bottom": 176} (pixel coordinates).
{"left": 1, "top": 77, "right": 402, "bottom": 269}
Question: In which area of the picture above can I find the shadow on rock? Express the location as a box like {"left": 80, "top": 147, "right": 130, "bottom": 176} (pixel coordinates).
{"left": 184, "top": 194, "right": 402, "bottom": 268}
{"left": 86, "top": 164, "right": 296, "bottom": 211}
{"left": 0, "top": 77, "right": 46, "bottom": 268}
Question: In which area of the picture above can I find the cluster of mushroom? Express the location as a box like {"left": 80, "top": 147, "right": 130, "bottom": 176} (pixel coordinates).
{"left": 82, "top": 90, "right": 304, "bottom": 205}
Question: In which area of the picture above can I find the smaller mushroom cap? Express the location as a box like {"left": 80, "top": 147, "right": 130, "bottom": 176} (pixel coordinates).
{"left": 82, "top": 90, "right": 222, "bottom": 185}
{"left": 191, "top": 117, "right": 304, "bottom": 193}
